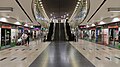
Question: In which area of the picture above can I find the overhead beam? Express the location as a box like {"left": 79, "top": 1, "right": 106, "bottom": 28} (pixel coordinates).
{"left": 15, "top": 0, "right": 33, "bottom": 22}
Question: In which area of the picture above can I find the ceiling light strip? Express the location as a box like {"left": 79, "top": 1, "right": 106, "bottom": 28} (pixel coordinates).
{"left": 69, "top": 0, "right": 82, "bottom": 22}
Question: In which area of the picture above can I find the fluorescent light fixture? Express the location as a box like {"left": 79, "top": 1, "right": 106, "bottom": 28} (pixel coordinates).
{"left": 108, "top": 7, "right": 120, "bottom": 12}
{"left": 78, "top": 0, "right": 81, "bottom": 1}
{"left": 14, "top": 21, "right": 21, "bottom": 25}
{"left": 30, "top": 26, "right": 34, "bottom": 28}
{"left": 0, "top": 18, "right": 8, "bottom": 22}
{"left": 24, "top": 24, "right": 28, "bottom": 27}
{"left": 86, "top": 25, "right": 89, "bottom": 27}
{"left": 99, "top": 21, "right": 105, "bottom": 25}
{"left": 112, "top": 17, "right": 120, "bottom": 22}
{"left": 0, "top": 7, "right": 13, "bottom": 12}
{"left": 91, "top": 24, "right": 95, "bottom": 26}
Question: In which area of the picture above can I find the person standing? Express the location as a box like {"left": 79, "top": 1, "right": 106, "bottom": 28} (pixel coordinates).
{"left": 21, "top": 33, "right": 28, "bottom": 45}
{"left": 26, "top": 32, "right": 30, "bottom": 47}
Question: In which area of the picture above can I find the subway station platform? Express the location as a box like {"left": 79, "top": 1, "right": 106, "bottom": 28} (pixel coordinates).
{"left": 0, "top": 0, "right": 120, "bottom": 67}
{"left": 1, "top": 39, "right": 120, "bottom": 67}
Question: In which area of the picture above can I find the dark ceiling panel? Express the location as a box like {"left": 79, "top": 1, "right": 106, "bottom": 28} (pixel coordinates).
{"left": 42, "top": 0, "right": 77, "bottom": 19}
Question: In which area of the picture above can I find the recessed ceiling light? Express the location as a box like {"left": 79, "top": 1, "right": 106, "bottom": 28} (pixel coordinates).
{"left": 66, "top": 14, "right": 69, "bottom": 16}
{"left": 76, "top": 4, "right": 79, "bottom": 7}
{"left": 76, "top": 7, "right": 78, "bottom": 9}
{"left": 50, "top": 14, "right": 53, "bottom": 16}
{"left": 78, "top": 0, "right": 81, "bottom": 1}
{"left": 40, "top": 2, "right": 42, "bottom": 4}
{"left": 77, "top": 2, "right": 80, "bottom": 4}
{"left": 40, "top": 4, "right": 43, "bottom": 7}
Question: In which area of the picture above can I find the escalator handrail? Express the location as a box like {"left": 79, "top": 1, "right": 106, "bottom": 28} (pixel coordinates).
{"left": 52, "top": 23, "right": 55, "bottom": 40}
{"left": 64, "top": 23, "right": 68, "bottom": 40}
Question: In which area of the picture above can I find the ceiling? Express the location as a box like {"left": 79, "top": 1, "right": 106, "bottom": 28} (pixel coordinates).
{"left": 0, "top": 0, "right": 36, "bottom": 24}
{"left": 42, "top": 0, "right": 78, "bottom": 19}
{"left": 80, "top": 0, "right": 120, "bottom": 25}
{"left": 1, "top": 0, "right": 120, "bottom": 27}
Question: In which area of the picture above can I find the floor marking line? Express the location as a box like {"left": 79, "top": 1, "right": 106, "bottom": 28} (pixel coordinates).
{"left": 95, "top": 57, "right": 101, "bottom": 60}
{"left": 21, "top": 57, "right": 27, "bottom": 61}
{"left": 105, "top": 57, "right": 110, "bottom": 60}
{"left": 10, "top": 57, "right": 17, "bottom": 61}
{"left": 0, "top": 57, "right": 7, "bottom": 61}
{"left": 83, "top": 48, "right": 85, "bottom": 50}
{"left": 22, "top": 49, "right": 25, "bottom": 51}
{"left": 15, "top": 49, "right": 19, "bottom": 51}
{"left": 115, "top": 56, "right": 120, "bottom": 60}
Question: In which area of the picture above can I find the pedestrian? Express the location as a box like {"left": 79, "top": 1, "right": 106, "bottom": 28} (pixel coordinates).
{"left": 26, "top": 32, "right": 30, "bottom": 47}
{"left": 21, "top": 32, "right": 28, "bottom": 46}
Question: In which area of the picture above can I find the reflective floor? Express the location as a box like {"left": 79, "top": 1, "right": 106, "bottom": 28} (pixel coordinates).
{"left": 30, "top": 42, "right": 95, "bottom": 67}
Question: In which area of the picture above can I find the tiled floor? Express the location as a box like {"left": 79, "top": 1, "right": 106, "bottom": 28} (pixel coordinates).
{"left": 70, "top": 39, "right": 120, "bottom": 67}
{"left": 1, "top": 39, "right": 120, "bottom": 67}
{"left": 30, "top": 42, "right": 95, "bottom": 67}
{"left": 0, "top": 40, "right": 50, "bottom": 67}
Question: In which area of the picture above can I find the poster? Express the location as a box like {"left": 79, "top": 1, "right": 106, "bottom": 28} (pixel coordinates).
{"left": 102, "top": 29, "right": 109, "bottom": 45}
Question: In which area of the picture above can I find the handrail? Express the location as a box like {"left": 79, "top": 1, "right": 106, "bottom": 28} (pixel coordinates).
{"left": 64, "top": 22, "right": 68, "bottom": 40}
{"left": 52, "top": 23, "right": 55, "bottom": 40}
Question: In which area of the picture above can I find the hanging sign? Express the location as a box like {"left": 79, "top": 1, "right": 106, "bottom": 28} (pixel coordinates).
{"left": 108, "top": 26, "right": 118, "bottom": 28}
{"left": 2, "top": 25, "right": 11, "bottom": 29}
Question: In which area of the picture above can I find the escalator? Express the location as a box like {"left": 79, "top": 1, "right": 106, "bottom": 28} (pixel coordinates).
{"left": 53, "top": 23, "right": 66, "bottom": 41}
{"left": 66, "top": 22, "right": 74, "bottom": 41}
{"left": 59, "top": 23, "right": 66, "bottom": 41}
{"left": 53, "top": 23, "right": 59, "bottom": 41}
{"left": 47, "top": 23, "right": 54, "bottom": 41}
